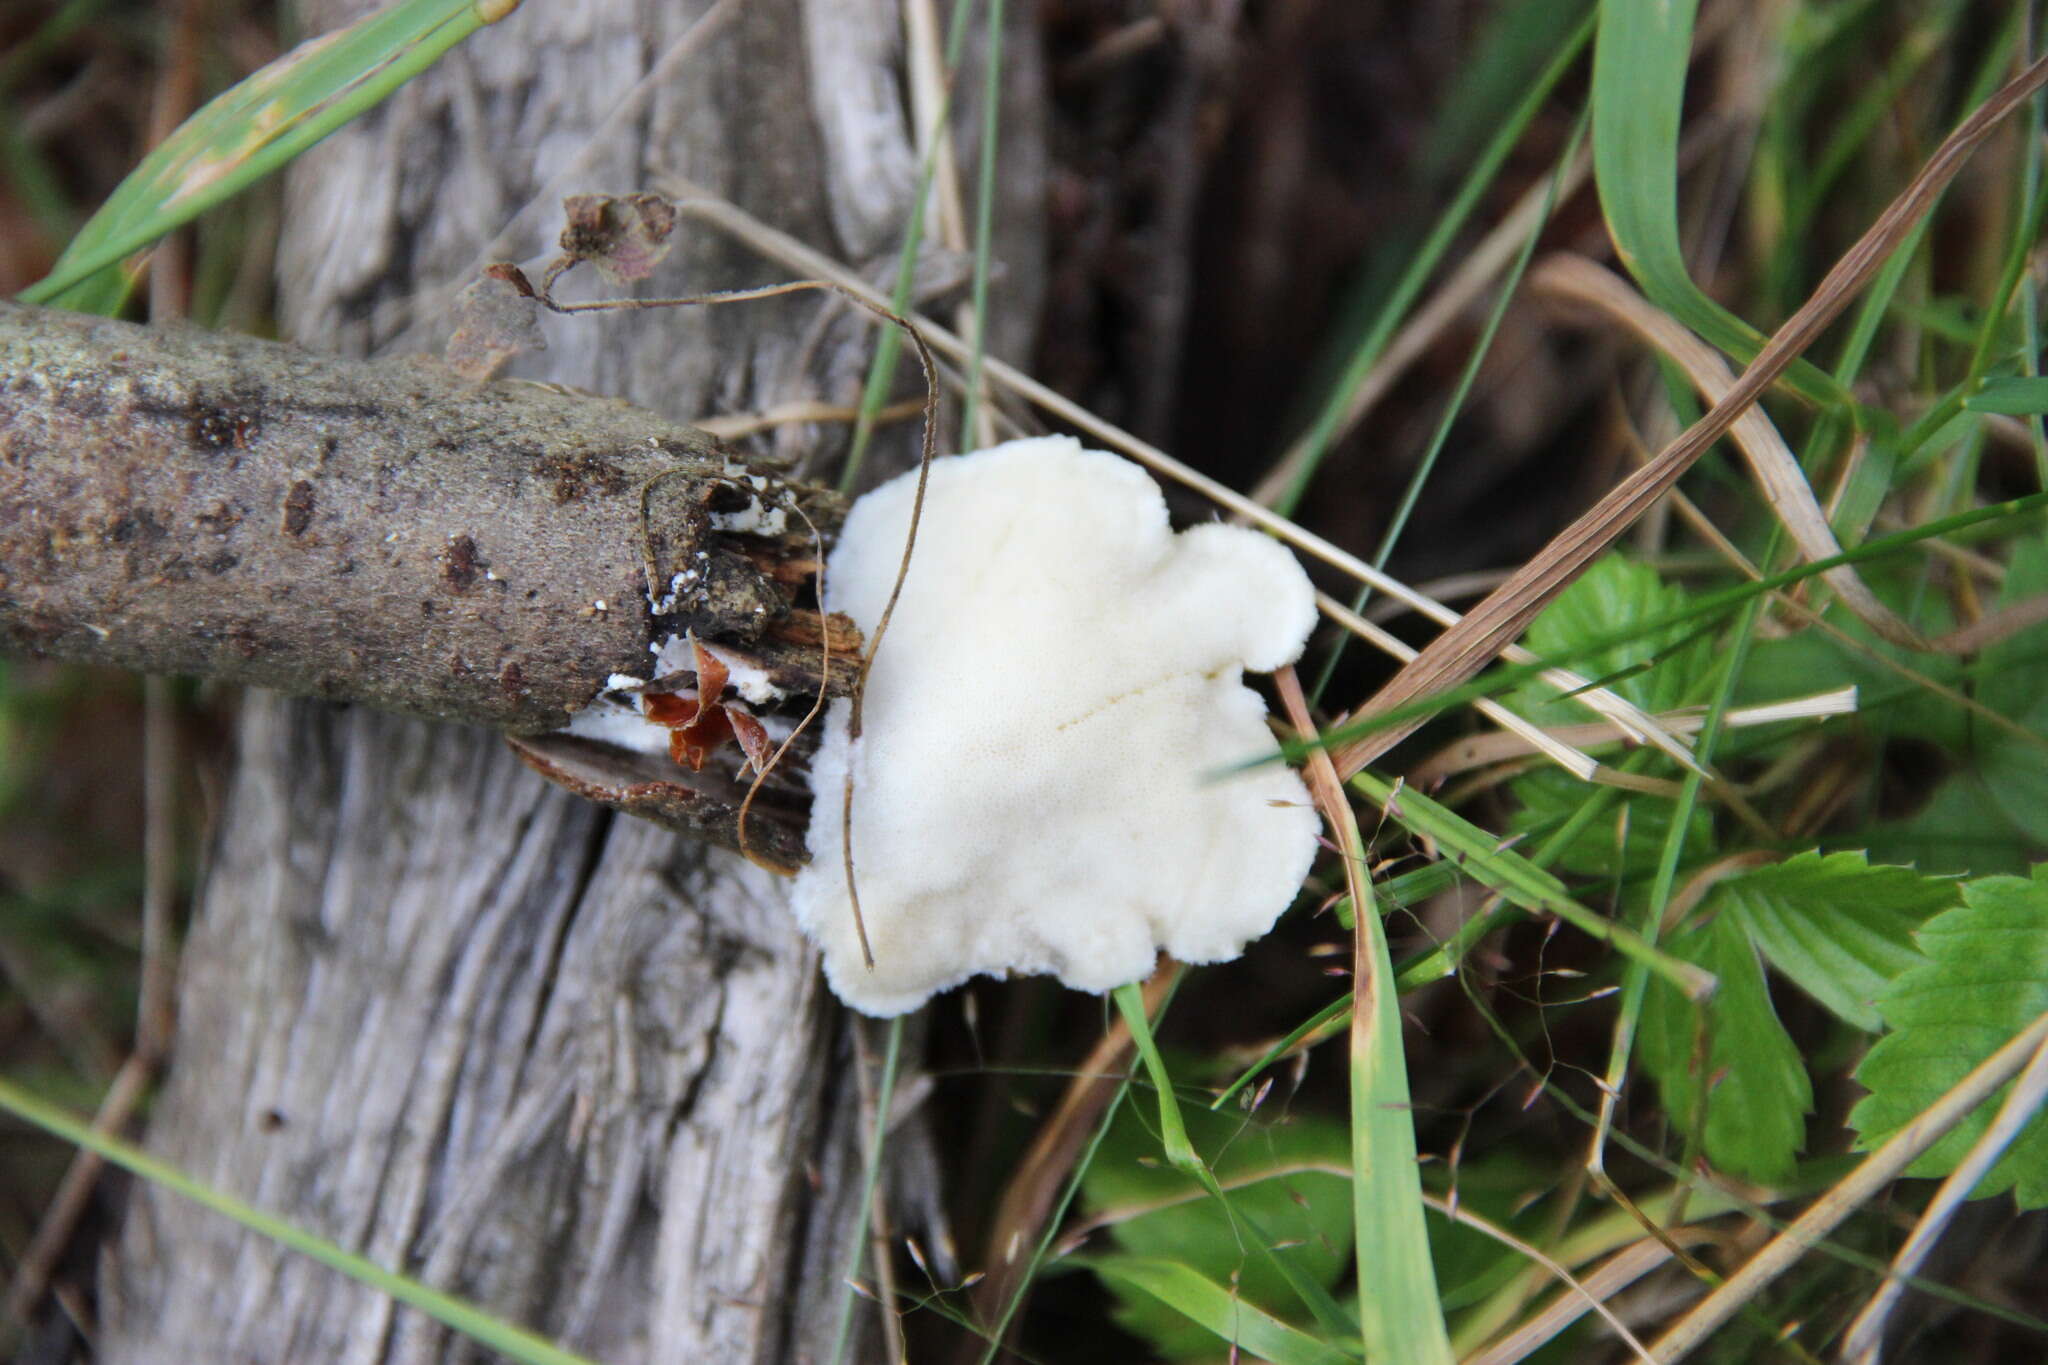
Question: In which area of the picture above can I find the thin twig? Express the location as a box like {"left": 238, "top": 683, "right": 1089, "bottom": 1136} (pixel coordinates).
{"left": 1837, "top": 1026, "right": 2048, "bottom": 1364}
{"left": 653, "top": 174, "right": 1699, "bottom": 777}
{"left": 1327, "top": 51, "right": 2048, "bottom": 779}
{"left": 528, "top": 266, "right": 944, "bottom": 970}
{"left": 1648, "top": 1008, "right": 2048, "bottom": 1360}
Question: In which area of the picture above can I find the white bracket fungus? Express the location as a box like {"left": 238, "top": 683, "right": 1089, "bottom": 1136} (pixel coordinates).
{"left": 791, "top": 436, "right": 1321, "bottom": 1016}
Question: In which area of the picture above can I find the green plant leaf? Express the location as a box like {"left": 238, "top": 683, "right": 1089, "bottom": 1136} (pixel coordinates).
{"left": 1591, "top": 0, "right": 1840, "bottom": 405}
{"left": 1511, "top": 554, "right": 1714, "bottom": 721}
{"left": 1351, "top": 770, "right": 1716, "bottom": 1001}
{"left": 1640, "top": 915, "right": 1813, "bottom": 1183}
{"left": 1504, "top": 553, "right": 1716, "bottom": 877}
{"left": 23, "top": 0, "right": 519, "bottom": 311}
{"left": 1081, "top": 1104, "right": 1354, "bottom": 1360}
{"left": 1976, "top": 536, "right": 2048, "bottom": 843}
{"left": 1084, "top": 1257, "right": 1355, "bottom": 1365}
{"left": 0, "top": 1076, "right": 597, "bottom": 1365}
{"left": 1966, "top": 375, "right": 2048, "bottom": 416}
{"left": 1851, "top": 866, "right": 2048, "bottom": 1206}
{"left": 1863, "top": 774, "right": 2038, "bottom": 878}
{"left": 1509, "top": 764, "right": 1713, "bottom": 879}
{"left": 1712, "top": 851, "right": 1955, "bottom": 1030}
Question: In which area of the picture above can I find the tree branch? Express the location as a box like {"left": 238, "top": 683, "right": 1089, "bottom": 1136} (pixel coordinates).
{"left": 0, "top": 301, "right": 854, "bottom": 863}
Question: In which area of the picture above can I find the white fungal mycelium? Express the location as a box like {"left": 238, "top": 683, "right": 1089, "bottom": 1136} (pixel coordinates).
{"left": 789, "top": 436, "right": 1321, "bottom": 1016}
{"left": 562, "top": 633, "right": 786, "bottom": 754}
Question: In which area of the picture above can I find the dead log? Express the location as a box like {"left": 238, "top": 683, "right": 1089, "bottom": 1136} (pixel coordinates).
{"left": 0, "top": 300, "right": 855, "bottom": 731}
{"left": 0, "top": 300, "right": 859, "bottom": 864}
{"left": 86, "top": 1, "right": 1045, "bottom": 1362}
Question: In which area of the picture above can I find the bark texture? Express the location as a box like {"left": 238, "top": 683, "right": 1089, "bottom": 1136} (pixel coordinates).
{"left": 96, "top": 1, "right": 1043, "bottom": 1361}
{"left": 0, "top": 300, "right": 846, "bottom": 733}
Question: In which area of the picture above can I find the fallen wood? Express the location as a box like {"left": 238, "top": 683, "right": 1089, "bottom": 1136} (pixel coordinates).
{"left": 0, "top": 300, "right": 850, "bottom": 735}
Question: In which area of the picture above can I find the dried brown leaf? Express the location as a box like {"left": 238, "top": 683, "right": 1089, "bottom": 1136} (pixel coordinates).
{"left": 558, "top": 192, "right": 679, "bottom": 283}
{"left": 443, "top": 270, "right": 545, "bottom": 381}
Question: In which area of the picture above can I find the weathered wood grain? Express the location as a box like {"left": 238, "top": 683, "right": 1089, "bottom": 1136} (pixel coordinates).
{"left": 93, "top": 1, "right": 1043, "bottom": 1361}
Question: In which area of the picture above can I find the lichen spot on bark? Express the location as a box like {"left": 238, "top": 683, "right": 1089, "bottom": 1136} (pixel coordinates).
{"left": 189, "top": 399, "right": 258, "bottom": 452}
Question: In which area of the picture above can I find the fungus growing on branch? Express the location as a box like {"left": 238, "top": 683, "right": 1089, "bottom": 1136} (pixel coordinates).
{"left": 791, "top": 437, "right": 1322, "bottom": 1016}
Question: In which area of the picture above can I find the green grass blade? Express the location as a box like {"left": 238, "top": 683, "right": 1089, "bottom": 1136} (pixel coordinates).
{"left": 1210, "top": 994, "right": 1354, "bottom": 1114}
{"left": 1271, "top": 488, "right": 2048, "bottom": 766}
{"left": 22, "top": 0, "right": 521, "bottom": 310}
{"left": 1086, "top": 1258, "right": 1356, "bottom": 1365}
{"left": 1343, "top": 866, "right": 1454, "bottom": 1364}
{"left": 976, "top": 1032, "right": 1137, "bottom": 1365}
{"left": 829, "top": 1016, "right": 904, "bottom": 1365}
{"left": 1591, "top": 588, "right": 1764, "bottom": 1180}
{"left": 0, "top": 1075, "right": 598, "bottom": 1365}
{"left": 1113, "top": 984, "right": 1360, "bottom": 1343}
{"left": 1348, "top": 771, "right": 1716, "bottom": 1002}
{"left": 840, "top": 0, "right": 979, "bottom": 492}
{"left": 1592, "top": 0, "right": 1842, "bottom": 406}
{"left": 1274, "top": 10, "right": 1593, "bottom": 516}
{"left": 1309, "top": 105, "right": 1590, "bottom": 705}
{"left": 956, "top": 0, "right": 1005, "bottom": 443}
{"left": 1969, "top": 377, "right": 2048, "bottom": 417}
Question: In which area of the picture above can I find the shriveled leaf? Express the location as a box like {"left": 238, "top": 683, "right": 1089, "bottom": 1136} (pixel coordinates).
{"left": 1640, "top": 915, "right": 1812, "bottom": 1183}
{"left": 727, "top": 708, "right": 773, "bottom": 775}
{"left": 1712, "top": 851, "right": 1955, "bottom": 1030}
{"left": 444, "top": 270, "right": 545, "bottom": 380}
{"left": 557, "top": 192, "right": 679, "bottom": 283}
{"left": 1851, "top": 867, "right": 2048, "bottom": 1206}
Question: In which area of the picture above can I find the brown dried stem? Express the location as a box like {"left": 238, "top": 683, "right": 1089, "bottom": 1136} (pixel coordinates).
{"left": 1328, "top": 51, "right": 2048, "bottom": 779}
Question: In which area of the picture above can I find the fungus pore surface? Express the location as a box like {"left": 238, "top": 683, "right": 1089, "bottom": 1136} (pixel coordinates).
{"left": 790, "top": 437, "right": 1320, "bottom": 1016}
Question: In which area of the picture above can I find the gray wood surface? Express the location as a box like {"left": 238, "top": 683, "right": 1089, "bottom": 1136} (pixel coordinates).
{"left": 96, "top": 1, "right": 1042, "bottom": 1360}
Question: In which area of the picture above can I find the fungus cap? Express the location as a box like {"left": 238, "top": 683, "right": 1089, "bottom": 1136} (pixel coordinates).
{"left": 790, "top": 437, "right": 1321, "bottom": 1015}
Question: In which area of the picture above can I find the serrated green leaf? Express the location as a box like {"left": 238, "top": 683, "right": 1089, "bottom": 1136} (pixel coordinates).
{"left": 1502, "top": 555, "right": 1718, "bottom": 878}
{"left": 1862, "top": 774, "right": 2037, "bottom": 878}
{"left": 1084, "top": 1257, "right": 1355, "bottom": 1365}
{"left": 1851, "top": 867, "right": 2048, "bottom": 1206}
{"left": 1713, "top": 851, "right": 1955, "bottom": 1030}
{"left": 1512, "top": 555, "right": 1713, "bottom": 723}
{"left": 1641, "top": 915, "right": 1813, "bottom": 1183}
{"left": 1081, "top": 1104, "right": 1354, "bottom": 1359}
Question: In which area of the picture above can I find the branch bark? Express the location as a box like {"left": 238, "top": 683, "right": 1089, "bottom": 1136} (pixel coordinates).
{"left": 0, "top": 300, "right": 853, "bottom": 733}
